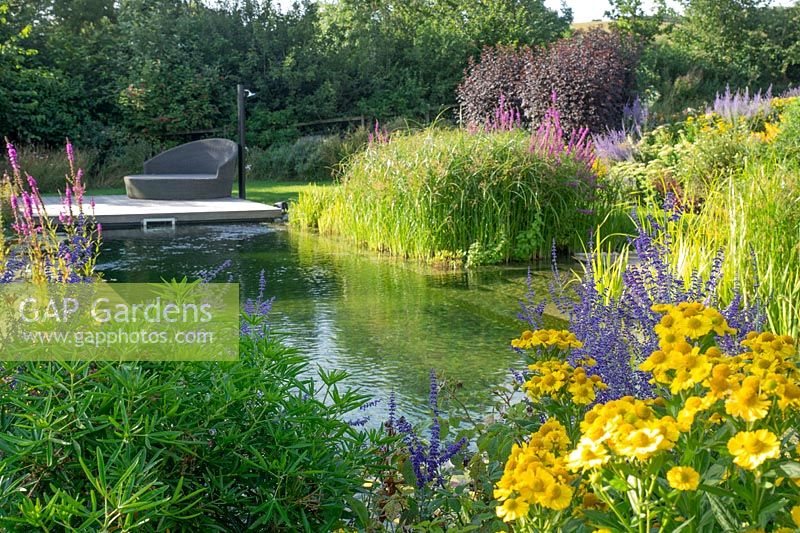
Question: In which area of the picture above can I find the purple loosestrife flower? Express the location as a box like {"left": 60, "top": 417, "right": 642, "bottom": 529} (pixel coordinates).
{"left": 5, "top": 139, "right": 19, "bottom": 177}
{"left": 483, "top": 94, "right": 522, "bottom": 132}
{"left": 368, "top": 120, "right": 390, "bottom": 145}
{"left": 529, "top": 93, "right": 596, "bottom": 172}
{"left": 66, "top": 139, "right": 75, "bottom": 171}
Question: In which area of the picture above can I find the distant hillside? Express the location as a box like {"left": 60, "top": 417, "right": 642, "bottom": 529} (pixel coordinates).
{"left": 571, "top": 20, "right": 610, "bottom": 30}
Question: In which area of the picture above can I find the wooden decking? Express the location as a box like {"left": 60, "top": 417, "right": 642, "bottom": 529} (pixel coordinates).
{"left": 41, "top": 195, "right": 283, "bottom": 229}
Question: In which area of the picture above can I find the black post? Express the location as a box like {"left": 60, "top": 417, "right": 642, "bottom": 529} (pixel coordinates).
{"left": 237, "top": 84, "right": 246, "bottom": 199}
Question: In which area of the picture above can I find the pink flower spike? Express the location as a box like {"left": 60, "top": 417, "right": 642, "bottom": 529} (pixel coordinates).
{"left": 66, "top": 139, "right": 75, "bottom": 168}
{"left": 5, "top": 140, "right": 19, "bottom": 174}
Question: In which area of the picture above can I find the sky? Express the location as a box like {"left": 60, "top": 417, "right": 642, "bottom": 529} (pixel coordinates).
{"left": 271, "top": 1, "right": 798, "bottom": 23}
{"left": 547, "top": 0, "right": 797, "bottom": 22}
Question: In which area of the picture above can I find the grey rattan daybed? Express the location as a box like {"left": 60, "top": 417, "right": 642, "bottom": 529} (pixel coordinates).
{"left": 124, "top": 139, "right": 238, "bottom": 200}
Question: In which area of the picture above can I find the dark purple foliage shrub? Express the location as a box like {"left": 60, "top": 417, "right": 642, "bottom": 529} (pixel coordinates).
{"left": 457, "top": 45, "right": 534, "bottom": 128}
{"left": 520, "top": 197, "right": 766, "bottom": 401}
{"left": 519, "top": 29, "right": 640, "bottom": 133}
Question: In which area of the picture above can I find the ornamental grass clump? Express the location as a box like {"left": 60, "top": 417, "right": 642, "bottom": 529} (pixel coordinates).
{"left": 291, "top": 127, "right": 602, "bottom": 265}
{"left": 496, "top": 302, "right": 800, "bottom": 532}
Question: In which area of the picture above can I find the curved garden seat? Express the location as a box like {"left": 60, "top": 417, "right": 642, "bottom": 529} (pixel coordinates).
{"left": 124, "top": 139, "right": 238, "bottom": 200}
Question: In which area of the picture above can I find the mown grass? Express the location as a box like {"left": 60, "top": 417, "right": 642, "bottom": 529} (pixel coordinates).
{"left": 291, "top": 128, "right": 619, "bottom": 266}
{"left": 83, "top": 180, "right": 332, "bottom": 206}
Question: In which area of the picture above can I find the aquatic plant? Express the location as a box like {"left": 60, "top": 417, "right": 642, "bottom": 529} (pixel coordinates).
{"left": 292, "top": 127, "right": 604, "bottom": 265}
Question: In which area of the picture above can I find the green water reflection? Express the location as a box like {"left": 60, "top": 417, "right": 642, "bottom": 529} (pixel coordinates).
{"left": 97, "top": 224, "right": 563, "bottom": 423}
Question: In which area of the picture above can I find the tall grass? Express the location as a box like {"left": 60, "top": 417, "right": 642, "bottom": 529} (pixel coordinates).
{"left": 0, "top": 142, "right": 155, "bottom": 192}
{"left": 292, "top": 128, "right": 614, "bottom": 265}
{"left": 596, "top": 150, "right": 800, "bottom": 337}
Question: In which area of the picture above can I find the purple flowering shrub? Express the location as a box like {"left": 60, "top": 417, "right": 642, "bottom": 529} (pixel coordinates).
{"left": 2, "top": 139, "right": 101, "bottom": 283}
{"left": 393, "top": 371, "right": 468, "bottom": 489}
{"left": 363, "top": 372, "right": 481, "bottom": 528}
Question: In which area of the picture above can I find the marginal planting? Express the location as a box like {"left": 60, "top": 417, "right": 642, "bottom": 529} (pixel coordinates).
{"left": 596, "top": 94, "right": 800, "bottom": 337}
{"left": 292, "top": 126, "right": 608, "bottom": 266}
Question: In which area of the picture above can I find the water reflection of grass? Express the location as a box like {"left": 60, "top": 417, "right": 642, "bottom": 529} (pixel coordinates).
{"left": 285, "top": 228, "right": 566, "bottom": 419}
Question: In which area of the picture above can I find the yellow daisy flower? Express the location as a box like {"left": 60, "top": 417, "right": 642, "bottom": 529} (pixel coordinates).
{"left": 540, "top": 482, "right": 574, "bottom": 511}
{"left": 496, "top": 497, "right": 529, "bottom": 522}
{"left": 727, "top": 429, "right": 780, "bottom": 470}
{"left": 666, "top": 466, "right": 700, "bottom": 491}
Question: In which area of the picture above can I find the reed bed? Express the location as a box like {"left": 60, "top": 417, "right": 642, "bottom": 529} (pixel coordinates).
{"left": 292, "top": 128, "right": 611, "bottom": 265}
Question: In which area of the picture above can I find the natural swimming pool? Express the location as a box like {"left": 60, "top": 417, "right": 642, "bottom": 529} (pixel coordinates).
{"left": 97, "top": 223, "right": 564, "bottom": 423}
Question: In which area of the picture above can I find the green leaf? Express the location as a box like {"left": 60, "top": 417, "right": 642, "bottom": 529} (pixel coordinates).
{"left": 776, "top": 461, "right": 800, "bottom": 478}
{"left": 706, "top": 493, "right": 739, "bottom": 532}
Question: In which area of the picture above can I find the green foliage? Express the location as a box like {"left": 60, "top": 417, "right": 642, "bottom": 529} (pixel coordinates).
{"left": 291, "top": 128, "right": 607, "bottom": 265}
{"left": 248, "top": 129, "right": 369, "bottom": 183}
{"left": 0, "top": 142, "right": 156, "bottom": 192}
{"left": 0, "top": 0, "right": 571, "bottom": 154}
{"left": 606, "top": 0, "right": 672, "bottom": 43}
{"left": 595, "top": 96, "right": 800, "bottom": 336}
{"left": 0, "top": 333, "right": 386, "bottom": 531}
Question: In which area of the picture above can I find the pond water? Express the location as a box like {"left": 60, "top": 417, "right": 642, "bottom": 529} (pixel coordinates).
{"left": 96, "top": 223, "right": 566, "bottom": 424}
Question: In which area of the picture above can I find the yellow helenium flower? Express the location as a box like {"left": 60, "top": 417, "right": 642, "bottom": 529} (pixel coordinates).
{"left": 567, "top": 438, "right": 610, "bottom": 471}
{"left": 792, "top": 505, "right": 800, "bottom": 527}
{"left": 675, "top": 313, "right": 714, "bottom": 339}
{"left": 724, "top": 376, "right": 769, "bottom": 421}
{"left": 667, "top": 466, "right": 700, "bottom": 491}
{"left": 496, "top": 497, "right": 529, "bottom": 522}
{"left": 617, "top": 427, "right": 665, "bottom": 461}
{"left": 540, "top": 482, "right": 574, "bottom": 511}
{"left": 727, "top": 429, "right": 781, "bottom": 470}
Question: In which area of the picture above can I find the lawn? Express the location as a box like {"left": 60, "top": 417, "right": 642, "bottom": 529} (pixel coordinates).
{"left": 85, "top": 180, "right": 333, "bottom": 206}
